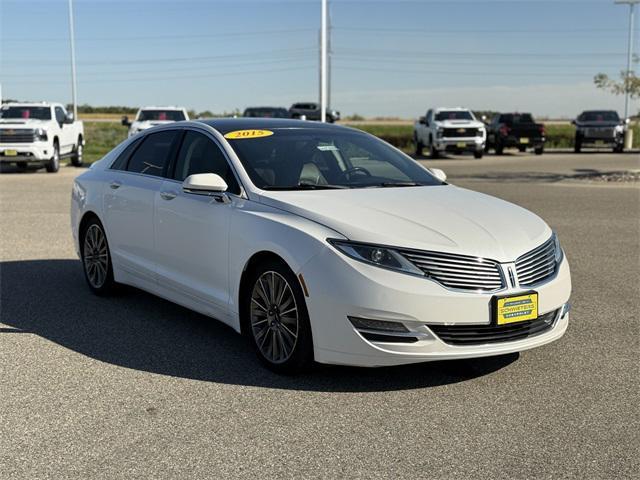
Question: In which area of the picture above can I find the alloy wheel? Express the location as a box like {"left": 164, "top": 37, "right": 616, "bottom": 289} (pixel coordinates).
{"left": 250, "top": 271, "right": 299, "bottom": 364}
{"left": 83, "top": 224, "right": 109, "bottom": 289}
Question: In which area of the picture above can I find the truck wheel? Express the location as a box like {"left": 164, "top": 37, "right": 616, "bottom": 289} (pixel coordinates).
{"left": 495, "top": 144, "right": 504, "bottom": 155}
{"left": 534, "top": 146, "right": 544, "bottom": 155}
{"left": 71, "top": 137, "right": 84, "bottom": 167}
{"left": 473, "top": 150, "right": 483, "bottom": 159}
{"left": 574, "top": 136, "right": 582, "bottom": 153}
{"left": 613, "top": 144, "right": 624, "bottom": 153}
{"left": 16, "top": 162, "right": 28, "bottom": 172}
{"left": 429, "top": 143, "right": 439, "bottom": 159}
{"left": 414, "top": 135, "right": 423, "bottom": 157}
{"left": 45, "top": 142, "right": 60, "bottom": 173}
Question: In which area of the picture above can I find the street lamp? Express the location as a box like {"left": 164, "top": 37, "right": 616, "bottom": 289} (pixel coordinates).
{"left": 615, "top": 0, "right": 639, "bottom": 121}
{"left": 68, "top": 0, "right": 78, "bottom": 119}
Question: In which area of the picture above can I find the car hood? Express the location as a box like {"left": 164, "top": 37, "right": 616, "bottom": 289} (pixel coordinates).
{"left": 132, "top": 120, "right": 177, "bottom": 129}
{"left": 435, "top": 119, "right": 484, "bottom": 129}
{"left": 258, "top": 185, "right": 550, "bottom": 262}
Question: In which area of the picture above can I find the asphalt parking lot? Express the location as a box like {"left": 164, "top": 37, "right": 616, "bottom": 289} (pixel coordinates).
{"left": 1, "top": 152, "right": 638, "bottom": 479}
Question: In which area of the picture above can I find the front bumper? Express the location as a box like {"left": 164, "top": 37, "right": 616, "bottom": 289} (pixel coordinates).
{"left": 435, "top": 137, "right": 484, "bottom": 152}
{"left": 301, "top": 247, "right": 571, "bottom": 367}
{"left": 0, "top": 143, "right": 51, "bottom": 163}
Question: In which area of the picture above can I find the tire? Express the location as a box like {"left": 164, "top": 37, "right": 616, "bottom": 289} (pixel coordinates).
{"left": 473, "top": 150, "right": 483, "bottom": 159}
{"left": 534, "top": 146, "right": 544, "bottom": 155}
{"left": 414, "top": 135, "right": 423, "bottom": 157}
{"left": 46, "top": 141, "right": 60, "bottom": 173}
{"left": 16, "top": 162, "right": 28, "bottom": 171}
{"left": 81, "top": 217, "right": 117, "bottom": 295}
{"left": 574, "top": 136, "right": 582, "bottom": 153}
{"left": 244, "top": 258, "right": 314, "bottom": 374}
{"left": 613, "top": 144, "right": 624, "bottom": 153}
{"left": 71, "top": 137, "right": 84, "bottom": 167}
{"left": 495, "top": 143, "right": 504, "bottom": 155}
{"left": 429, "top": 141, "right": 440, "bottom": 159}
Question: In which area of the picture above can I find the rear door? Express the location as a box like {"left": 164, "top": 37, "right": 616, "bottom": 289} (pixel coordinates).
{"left": 154, "top": 128, "right": 241, "bottom": 319}
{"left": 103, "top": 129, "right": 181, "bottom": 285}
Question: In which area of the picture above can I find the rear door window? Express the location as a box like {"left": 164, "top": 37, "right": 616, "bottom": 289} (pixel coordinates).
{"left": 126, "top": 130, "right": 181, "bottom": 177}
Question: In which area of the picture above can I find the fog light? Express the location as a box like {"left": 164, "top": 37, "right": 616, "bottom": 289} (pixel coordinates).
{"left": 348, "top": 316, "right": 409, "bottom": 332}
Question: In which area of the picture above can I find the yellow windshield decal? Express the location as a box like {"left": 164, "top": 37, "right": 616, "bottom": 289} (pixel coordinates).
{"left": 224, "top": 129, "right": 274, "bottom": 140}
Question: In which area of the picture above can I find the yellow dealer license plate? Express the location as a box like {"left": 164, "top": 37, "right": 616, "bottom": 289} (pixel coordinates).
{"left": 456, "top": 142, "right": 466, "bottom": 148}
{"left": 4, "top": 150, "right": 17, "bottom": 156}
{"left": 520, "top": 137, "right": 529, "bottom": 144}
{"left": 495, "top": 292, "right": 538, "bottom": 325}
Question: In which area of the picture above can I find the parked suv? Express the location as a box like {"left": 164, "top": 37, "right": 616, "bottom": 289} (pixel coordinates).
{"left": 486, "top": 113, "right": 545, "bottom": 155}
{"left": 573, "top": 110, "right": 626, "bottom": 153}
{"left": 0, "top": 102, "right": 84, "bottom": 172}
{"left": 289, "top": 102, "right": 340, "bottom": 123}
{"left": 414, "top": 107, "right": 486, "bottom": 158}
{"left": 122, "top": 106, "right": 189, "bottom": 137}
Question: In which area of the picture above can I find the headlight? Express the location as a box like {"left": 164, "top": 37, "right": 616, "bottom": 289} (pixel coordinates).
{"left": 328, "top": 239, "right": 424, "bottom": 276}
{"left": 614, "top": 124, "right": 624, "bottom": 134}
{"left": 34, "top": 128, "right": 48, "bottom": 141}
{"left": 552, "top": 232, "right": 563, "bottom": 264}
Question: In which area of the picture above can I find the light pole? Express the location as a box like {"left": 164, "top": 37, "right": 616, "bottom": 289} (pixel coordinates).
{"left": 68, "top": 0, "right": 78, "bottom": 119}
{"left": 615, "top": 0, "right": 639, "bottom": 121}
{"left": 320, "top": 0, "right": 327, "bottom": 122}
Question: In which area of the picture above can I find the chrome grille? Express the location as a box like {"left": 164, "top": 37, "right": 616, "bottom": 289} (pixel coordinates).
{"left": 585, "top": 127, "right": 614, "bottom": 139}
{"left": 515, "top": 237, "right": 558, "bottom": 287}
{"left": 0, "top": 129, "right": 35, "bottom": 144}
{"left": 398, "top": 249, "right": 504, "bottom": 292}
{"left": 443, "top": 127, "right": 478, "bottom": 138}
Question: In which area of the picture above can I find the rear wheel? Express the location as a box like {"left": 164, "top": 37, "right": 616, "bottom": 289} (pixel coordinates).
{"left": 518, "top": 146, "right": 526, "bottom": 152}
{"left": 429, "top": 140, "right": 439, "bottom": 159}
{"left": 534, "top": 146, "right": 544, "bottom": 155}
{"left": 414, "top": 135, "right": 423, "bottom": 157}
{"left": 81, "top": 218, "right": 117, "bottom": 295}
{"left": 613, "top": 144, "right": 624, "bottom": 153}
{"left": 473, "top": 150, "right": 483, "bottom": 159}
{"left": 71, "top": 136, "right": 84, "bottom": 167}
{"left": 245, "top": 259, "right": 313, "bottom": 374}
{"left": 45, "top": 142, "right": 60, "bottom": 173}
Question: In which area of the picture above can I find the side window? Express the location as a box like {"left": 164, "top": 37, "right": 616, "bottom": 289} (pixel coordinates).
{"left": 54, "top": 107, "right": 65, "bottom": 124}
{"left": 173, "top": 131, "right": 240, "bottom": 194}
{"left": 110, "top": 137, "right": 142, "bottom": 170}
{"left": 126, "top": 130, "right": 180, "bottom": 177}
{"left": 426, "top": 110, "right": 432, "bottom": 124}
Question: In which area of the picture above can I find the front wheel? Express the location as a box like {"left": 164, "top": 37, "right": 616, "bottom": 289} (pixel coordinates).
{"left": 534, "top": 146, "right": 544, "bottom": 155}
{"left": 45, "top": 142, "right": 60, "bottom": 173}
{"left": 414, "top": 135, "right": 423, "bottom": 157}
{"left": 574, "top": 136, "right": 582, "bottom": 153}
{"left": 245, "top": 259, "right": 313, "bottom": 374}
{"left": 429, "top": 143, "right": 440, "bottom": 159}
{"left": 473, "top": 150, "right": 483, "bottom": 159}
{"left": 81, "top": 218, "right": 117, "bottom": 295}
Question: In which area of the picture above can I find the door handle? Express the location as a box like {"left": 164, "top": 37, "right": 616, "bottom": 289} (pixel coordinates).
{"left": 109, "top": 181, "right": 121, "bottom": 190}
{"left": 160, "top": 191, "right": 176, "bottom": 201}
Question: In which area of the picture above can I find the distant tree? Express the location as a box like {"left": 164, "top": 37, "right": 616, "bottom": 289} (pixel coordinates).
{"left": 594, "top": 55, "right": 640, "bottom": 102}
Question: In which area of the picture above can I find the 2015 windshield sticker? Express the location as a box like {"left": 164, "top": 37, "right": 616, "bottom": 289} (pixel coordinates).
{"left": 224, "top": 129, "right": 274, "bottom": 140}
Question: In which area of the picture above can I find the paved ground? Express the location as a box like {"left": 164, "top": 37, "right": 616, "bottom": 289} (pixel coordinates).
{"left": 1, "top": 153, "right": 638, "bottom": 479}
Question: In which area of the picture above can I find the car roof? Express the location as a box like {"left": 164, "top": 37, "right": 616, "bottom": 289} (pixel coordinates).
{"left": 434, "top": 107, "right": 470, "bottom": 111}
{"left": 195, "top": 118, "right": 347, "bottom": 134}
{"left": 139, "top": 106, "right": 186, "bottom": 111}
{"left": 580, "top": 110, "right": 617, "bottom": 114}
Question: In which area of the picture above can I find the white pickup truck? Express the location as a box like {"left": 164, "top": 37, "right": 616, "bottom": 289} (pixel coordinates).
{"left": 121, "top": 106, "right": 189, "bottom": 137}
{"left": 0, "top": 102, "right": 84, "bottom": 172}
{"left": 414, "top": 107, "right": 486, "bottom": 159}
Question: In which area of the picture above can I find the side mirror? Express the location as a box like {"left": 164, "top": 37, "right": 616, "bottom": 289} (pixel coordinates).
{"left": 571, "top": 120, "right": 576, "bottom": 125}
{"left": 418, "top": 116, "right": 426, "bottom": 125}
{"left": 183, "top": 173, "right": 229, "bottom": 200}
{"left": 121, "top": 115, "right": 131, "bottom": 127}
{"left": 64, "top": 112, "right": 74, "bottom": 124}
{"left": 429, "top": 168, "right": 447, "bottom": 183}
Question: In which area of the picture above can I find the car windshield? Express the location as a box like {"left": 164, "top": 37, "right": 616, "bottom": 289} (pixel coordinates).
{"left": 501, "top": 113, "right": 534, "bottom": 124}
{"left": 0, "top": 106, "right": 52, "bottom": 120}
{"left": 226, "top": 128, "right": 443, "bottom": 190}
{"left": 244, "top": 108, "right": 290, "bottom": 118}
{"left": 578, "top": 111, "right": 619, "bottom": 122}
{"left": 435, "top": 110, "right": 474, "bottom": 121}
{"left": 137, "top": 110, "right": 186, "bottom": 121}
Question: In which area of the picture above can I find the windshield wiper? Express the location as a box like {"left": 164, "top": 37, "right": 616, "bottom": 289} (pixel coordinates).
{"left": 262, "top": 184, "right": 348, "bottom": 191}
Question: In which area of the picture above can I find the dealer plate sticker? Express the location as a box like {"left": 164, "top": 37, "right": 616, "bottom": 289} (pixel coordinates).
{"left": 496, "top": 293, "right": 538, "bottom": 325}
{"left": 4, "top": 150, "right": 18, "bottom": 156}
{"left": 224, "top": 129, "right": 273, "bottom": 140}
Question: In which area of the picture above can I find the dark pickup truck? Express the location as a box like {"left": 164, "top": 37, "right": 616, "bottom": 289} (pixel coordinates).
{"left": 486, "top": 113, "right": 545, "bottom": 155}
{"left": 573, "top": 110, "right": 626, "bottom": 153}
{"left": 243, "top": 107, "right": 290, "bottom": 118}
{"left": 289, "top": 102, "right": 340, "bottom": 123}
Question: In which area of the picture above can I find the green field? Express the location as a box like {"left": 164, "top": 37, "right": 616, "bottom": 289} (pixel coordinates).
{"left": 80, "top": 121, "right": 640, "bottom": 165}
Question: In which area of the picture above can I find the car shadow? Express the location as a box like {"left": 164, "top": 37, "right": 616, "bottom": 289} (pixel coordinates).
{"left": 0, "top": 259, "right": 518, "bottom": 392}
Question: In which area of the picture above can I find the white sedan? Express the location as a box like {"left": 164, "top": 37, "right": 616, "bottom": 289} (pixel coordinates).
{"left": 71, "top": 119, "right": 572, "bottom": 373}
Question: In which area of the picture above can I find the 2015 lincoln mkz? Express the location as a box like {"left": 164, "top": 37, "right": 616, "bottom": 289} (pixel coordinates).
{"left": 71, "top": 119, "right": 571, "bottom": 373}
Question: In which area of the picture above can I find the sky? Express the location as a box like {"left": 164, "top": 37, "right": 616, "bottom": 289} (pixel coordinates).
{"left": 1, "top": 0, "right": 638, "bottom": 118}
